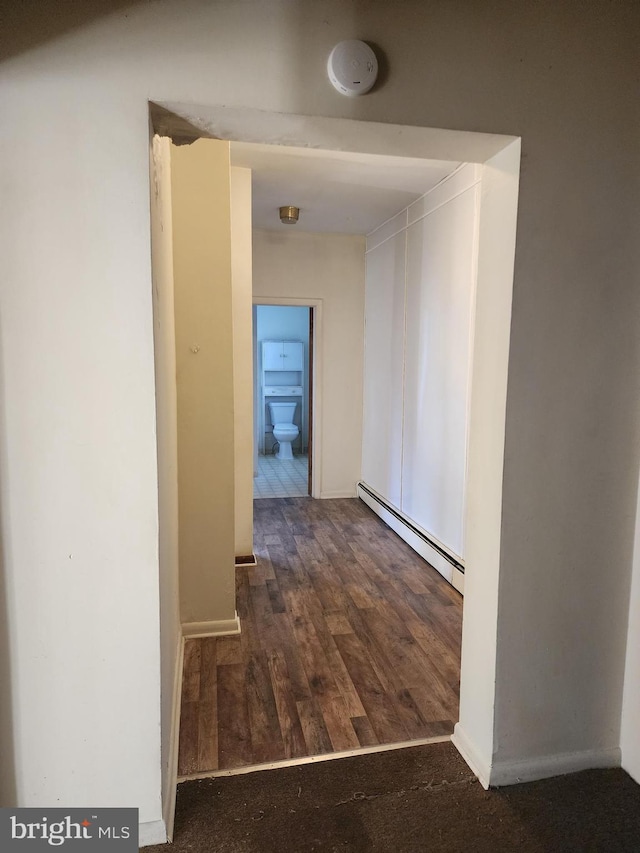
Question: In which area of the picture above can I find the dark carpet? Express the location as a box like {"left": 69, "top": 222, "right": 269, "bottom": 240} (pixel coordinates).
{"left": 146, "top": 742, "right": 640, "bottom": 852}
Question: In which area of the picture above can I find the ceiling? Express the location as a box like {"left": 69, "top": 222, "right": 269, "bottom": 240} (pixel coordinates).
{"left": 230, "top": 141, "right": 461, "bottom": 236}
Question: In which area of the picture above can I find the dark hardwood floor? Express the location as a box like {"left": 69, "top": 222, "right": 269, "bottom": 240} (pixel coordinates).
{"left": 177, "top": 497, "right": 462, "bottom": 776}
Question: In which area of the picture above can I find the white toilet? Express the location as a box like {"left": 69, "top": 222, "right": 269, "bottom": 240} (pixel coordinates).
{"left": 268, "top": 401, "right": 299, "bottom": 461}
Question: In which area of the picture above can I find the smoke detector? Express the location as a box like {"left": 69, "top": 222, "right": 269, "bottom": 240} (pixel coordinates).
{"left": 327, "top": 40, "right": 378, "bottom": 97}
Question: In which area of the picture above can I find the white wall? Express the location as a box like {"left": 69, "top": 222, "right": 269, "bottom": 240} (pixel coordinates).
{"left": 149, "top": 134, "right": 181, "bottom": 839}
{"left": 621, "top": 468, "right": 640, "bottom": 784}
{"left": 0, "top": 0, "right": 639, "bottom": 835}
{"left": 0, "top": 30, "right": 164, "bottom": 839}
{"left": 454, "top": 142, "right": 521, "bottom": 785}
{"left": 253, "top": 229, "right": 365, "bottom": 499}
{"left": 363, "top": 165, "right": 479, "bottom": 561}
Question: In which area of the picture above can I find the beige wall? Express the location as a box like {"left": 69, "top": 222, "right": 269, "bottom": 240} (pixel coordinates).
{"left": 171, "top": 139, "right": 236, "bottom": 627}
{"left": 253, "top": 229, "right": 365, "bottom": 498}
{"left": 231, "top": 167, "right": 254, "bottom": 557}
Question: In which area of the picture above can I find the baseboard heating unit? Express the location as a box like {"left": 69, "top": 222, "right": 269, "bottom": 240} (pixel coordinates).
{"left": 356, "top": 482, "right": 465, "bottom": 595}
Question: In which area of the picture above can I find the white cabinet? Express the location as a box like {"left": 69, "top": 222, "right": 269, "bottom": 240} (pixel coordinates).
{"left": 262, "top": 341, "right": 303, "bottom": 371}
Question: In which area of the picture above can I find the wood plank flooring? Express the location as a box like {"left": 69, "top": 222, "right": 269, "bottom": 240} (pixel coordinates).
{"left": 177, "top": 497, "right": 462, "bottom": 776}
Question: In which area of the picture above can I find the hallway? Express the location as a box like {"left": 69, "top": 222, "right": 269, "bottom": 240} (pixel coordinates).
{"left": 177, "top": 497, "right": 462, "bottom": 777}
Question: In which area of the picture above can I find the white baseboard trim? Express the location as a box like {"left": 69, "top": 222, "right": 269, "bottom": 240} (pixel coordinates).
{"left": 489, "top": 745, "right": 622, "bottom": 788}
{"left": 163, "top": 634, "right": 185, "bottom": 842}
{"left": 357, "top": 482, "right": 463, "bottom": 593}
{"left": 139, "top": 819, "right": 167, "bottom": 847}
{"left": 452, "top": 722, "right": 622, "bottom": 790}
{"left": 182, "top": 612, "right": 241, "bottom": 639}
{"left": 320, "top": 490, "right": 358, "bottom": 499}
{"left": 451, "top": 568, "right": 465, "bottom": 594}
{"left": 451, "top": 723, "right": 491, "bottom": 789}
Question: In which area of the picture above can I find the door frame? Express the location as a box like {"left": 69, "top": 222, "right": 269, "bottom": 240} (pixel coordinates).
{"left": 152, "top": 102, "right": 521, "bottom": 803}
{"left": 252, "top": 296, "right": 322, "bottom": 499}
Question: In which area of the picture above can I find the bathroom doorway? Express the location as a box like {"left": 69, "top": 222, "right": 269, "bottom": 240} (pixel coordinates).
{"left": 253, "top": 303, "right": 313, "bottom": 498}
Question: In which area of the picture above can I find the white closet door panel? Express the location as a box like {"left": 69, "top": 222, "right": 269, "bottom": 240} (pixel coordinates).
{"left": 402, "top": 186, "right": 477, "bottom": 558}
{"left": 366, "top": 208, "right": 408, "bottom": 252}
{"left": 362, "top": 231, "right": 406, "bottom": 508}
{"left": 407, "top": 163, "right": 479, "bottom": 225}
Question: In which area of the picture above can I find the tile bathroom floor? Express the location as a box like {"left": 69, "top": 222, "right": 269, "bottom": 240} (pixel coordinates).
{"left": 253, "top": 453, "right": 309, "bottom": 498}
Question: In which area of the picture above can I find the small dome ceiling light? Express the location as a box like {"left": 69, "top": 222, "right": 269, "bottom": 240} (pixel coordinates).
{"left": 279, "top": 205, "right": 300, "bottom": 225}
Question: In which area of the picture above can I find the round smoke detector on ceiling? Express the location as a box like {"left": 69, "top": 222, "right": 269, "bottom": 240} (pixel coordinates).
{"left": 327, "top": 40, "right": 378, "bottom": 97}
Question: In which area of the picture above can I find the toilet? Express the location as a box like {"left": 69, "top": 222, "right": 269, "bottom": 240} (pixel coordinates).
{"left": 268, "top": 401, "right": 299, "bottom": 460}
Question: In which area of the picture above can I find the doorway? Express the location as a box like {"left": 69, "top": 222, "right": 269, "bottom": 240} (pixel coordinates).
{"left": 151, "top": 107, "right": 520, "bottom": 837}
{"left": 253, "top": 304, "right": 313, "bottom": 498}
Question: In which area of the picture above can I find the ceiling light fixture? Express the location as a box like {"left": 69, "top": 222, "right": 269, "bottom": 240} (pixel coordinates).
{"left": 279, "top": 205, "right": 299, "bottom": 225}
